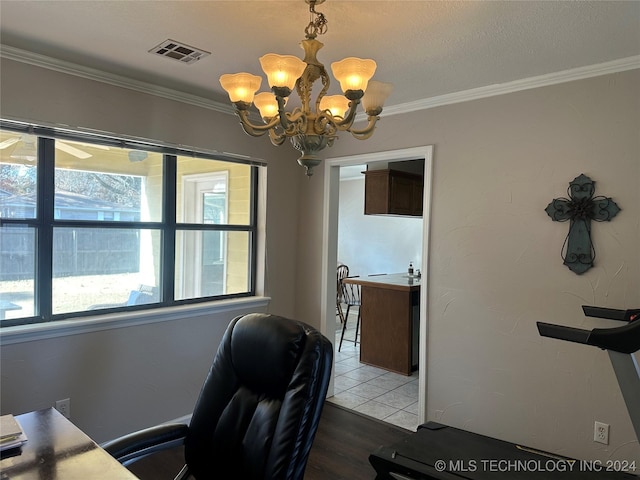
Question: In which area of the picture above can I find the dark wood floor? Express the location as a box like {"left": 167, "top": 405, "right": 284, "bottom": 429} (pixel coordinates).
{"left": 128, "top": 402, "right": 409, "bottom": 479}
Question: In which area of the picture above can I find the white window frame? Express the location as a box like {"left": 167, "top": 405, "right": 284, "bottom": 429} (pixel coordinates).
{"left": 180, "top": 171, "right": 229, "bottom": 298}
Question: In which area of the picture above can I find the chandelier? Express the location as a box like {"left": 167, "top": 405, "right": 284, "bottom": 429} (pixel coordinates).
{"left": 219, "top": 0, "right": 392, "bottom": 176}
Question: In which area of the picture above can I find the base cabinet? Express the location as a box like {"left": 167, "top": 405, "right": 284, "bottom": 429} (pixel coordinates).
{"left": 359, "top": 285, "right": 419, "bottom": 376}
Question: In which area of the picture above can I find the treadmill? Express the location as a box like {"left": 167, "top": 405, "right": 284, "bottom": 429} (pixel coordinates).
{"left": 369, "top": 306, "right": 640, "bottom": 479}
{"left": 538, "top": 306, "right": 640, "bottom": 444}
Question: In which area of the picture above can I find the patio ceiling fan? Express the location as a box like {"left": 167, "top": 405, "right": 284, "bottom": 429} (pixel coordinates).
{"left": 0, "top": 134, "right": 108, "bottom": 161}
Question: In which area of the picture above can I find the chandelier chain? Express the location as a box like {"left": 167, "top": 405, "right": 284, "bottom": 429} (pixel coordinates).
{"left": 305, "top": 1, "right": 328, "bottom": 39}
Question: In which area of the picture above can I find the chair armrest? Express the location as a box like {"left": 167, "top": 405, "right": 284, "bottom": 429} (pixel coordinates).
{"left": 101, "top": 423, "right": 189, "bottom": 466}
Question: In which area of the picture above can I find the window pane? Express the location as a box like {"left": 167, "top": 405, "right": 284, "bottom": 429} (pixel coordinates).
{"left": 0, "top": 225, "right": 36, "bottom": 321}
{"left": 52, "top": 227, "right": 161, "bottom": 314}
{"left": 175, "top": 230, "right": 250, "bottom": 300}
{"left": 54, "top": 141, "right": 163, "bottom": 222}
{"left": 0, "top": 130, "right": 38, "bottom": 219}
{"left": 176, "top": 157, "right": 251, "bottom": 225}
{"left": 0, "top": 128, "right": 258, "bottom": 327}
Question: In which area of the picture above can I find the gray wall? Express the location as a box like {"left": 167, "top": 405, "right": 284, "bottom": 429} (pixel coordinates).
{"left": 298, "top": 69, "right": 640, "bottom": 463}
{"left": 1, "top": 306, "right": 265, "bottom": 442}
{"left": 0, "top": 58, "right": 306, "bottom": 442}
{"left": 338, "top": 177, "right": 423, "bottom": 276}
{"left": 1, "top": 55, "right": 639, "bottom": 464}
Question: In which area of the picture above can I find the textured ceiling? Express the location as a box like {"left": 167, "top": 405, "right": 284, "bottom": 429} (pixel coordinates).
{"left": 1, "top": 0, "right": 639, "bottom": 109}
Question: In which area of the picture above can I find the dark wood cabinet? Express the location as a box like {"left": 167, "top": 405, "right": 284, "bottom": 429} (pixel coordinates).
{"left": 364, "top": 169, "right": 424, "bottom": 216}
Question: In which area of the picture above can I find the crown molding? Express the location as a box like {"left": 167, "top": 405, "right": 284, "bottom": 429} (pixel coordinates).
{"left": 381, "top": 55, "right": 640, "bottom": 118}
{"left": 0, "top": 44, "right": 234, "bottom": 115}
{"left": 2, "top": 44, "right": 638, "bottom": 118}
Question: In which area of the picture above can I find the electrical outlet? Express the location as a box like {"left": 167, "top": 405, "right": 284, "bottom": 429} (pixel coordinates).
{"left": 594, "top": 421, "right": 609, "bottom": 445}
{"left": 55, "top": 398, "right": 71, "bottom": 419}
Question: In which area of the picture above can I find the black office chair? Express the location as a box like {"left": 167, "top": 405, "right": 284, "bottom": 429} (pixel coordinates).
{"left": 103, "top": 313, "right": 333, "bottom": 480}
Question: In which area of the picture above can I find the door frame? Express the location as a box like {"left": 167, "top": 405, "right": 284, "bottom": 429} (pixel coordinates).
{"left": 320, "top": 145, "right": 434, "bottom": 424}
{"left": 180, "top": 171, "right": 229, "bottom": 298}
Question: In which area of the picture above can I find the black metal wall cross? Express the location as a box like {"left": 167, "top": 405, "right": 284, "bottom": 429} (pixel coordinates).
{"left": 545, "top": 174, "right": 620, "bottom": 274}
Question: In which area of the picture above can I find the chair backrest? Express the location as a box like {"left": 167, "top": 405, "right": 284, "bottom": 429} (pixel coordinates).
{"left": 341, "top": 277, "right": 361, "bottom": 306}
{"left": 337, "top": 265, "right": 349, "bottom": 302}
{"left": 184, "top": 313, "right": 333, "bottom": 480}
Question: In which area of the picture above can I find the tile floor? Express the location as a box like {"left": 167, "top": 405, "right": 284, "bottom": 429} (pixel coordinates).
{"left": 327, "top": 309, "right": 420, "bottom": 431}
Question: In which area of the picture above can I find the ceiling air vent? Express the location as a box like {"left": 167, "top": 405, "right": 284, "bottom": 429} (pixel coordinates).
{"left": 149, "top": 39, "right": 210, "bottom": 65}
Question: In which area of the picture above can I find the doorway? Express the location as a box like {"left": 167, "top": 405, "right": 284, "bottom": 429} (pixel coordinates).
{"left": 180, "top": 171, "right": 229, "bottom": 298}
{"left": 321, "top": 146, "right": 433, "bottom": 428}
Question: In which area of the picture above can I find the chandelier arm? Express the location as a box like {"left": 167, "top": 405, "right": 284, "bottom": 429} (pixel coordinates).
{"left": 314, "top": 112, "right": 338, "bottom": 136}
{"left": 236, "top": 110, "right": 282, "bottom": 136}
{"left": 275, "top": 95, "right": 294, "bottom": 132}
{"left": 282, "top": 109, "right": 306, "bottom": 136}
{"left": 332, "top": 100, "right": 360, "bottom": 130}
{"left": 348, "top": 115, "right": 380, "bottom": 140}
{"left": 267, "top": 128, "right": 287, "bottom": 146}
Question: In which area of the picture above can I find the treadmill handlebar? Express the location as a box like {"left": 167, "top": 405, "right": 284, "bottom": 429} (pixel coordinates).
{"left": 582, "top": 305, "right": 640, "bottom": 322}
{"left": 537, "top": 323, "right": 591, "bottom": 345}
{"left": 537, "top": 306, "right": 640, "bottom": 354}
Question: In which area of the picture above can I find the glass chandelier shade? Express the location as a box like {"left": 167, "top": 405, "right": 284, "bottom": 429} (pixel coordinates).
{"left": 254, "top": 92, "right": 284, "bottom": 120}
{"left": 218, "top": 0, "right": 393, "bottom": 176}
{"left": 219, "top": 73, "right": 262, "bottom": 104}
{"left": 362, "top": 81, "right": 394, "bottom": 115}
{"left": 259, "top": 54, "right": 307, "bottom": 92}
{"left": 330, "top": 57, "right": 377, "bottom": 95}
{"left": 319, "top": 95, "right": 350, "bottom": 119}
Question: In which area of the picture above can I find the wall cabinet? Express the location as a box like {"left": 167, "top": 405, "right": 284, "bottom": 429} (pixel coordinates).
{"left": 363, "top": 169, "right": 424, "bottom": 216}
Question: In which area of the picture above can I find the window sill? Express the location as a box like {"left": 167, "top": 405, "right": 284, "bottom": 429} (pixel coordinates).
{"left": 0, "top": 296, "right": 271, "bottom": 346}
